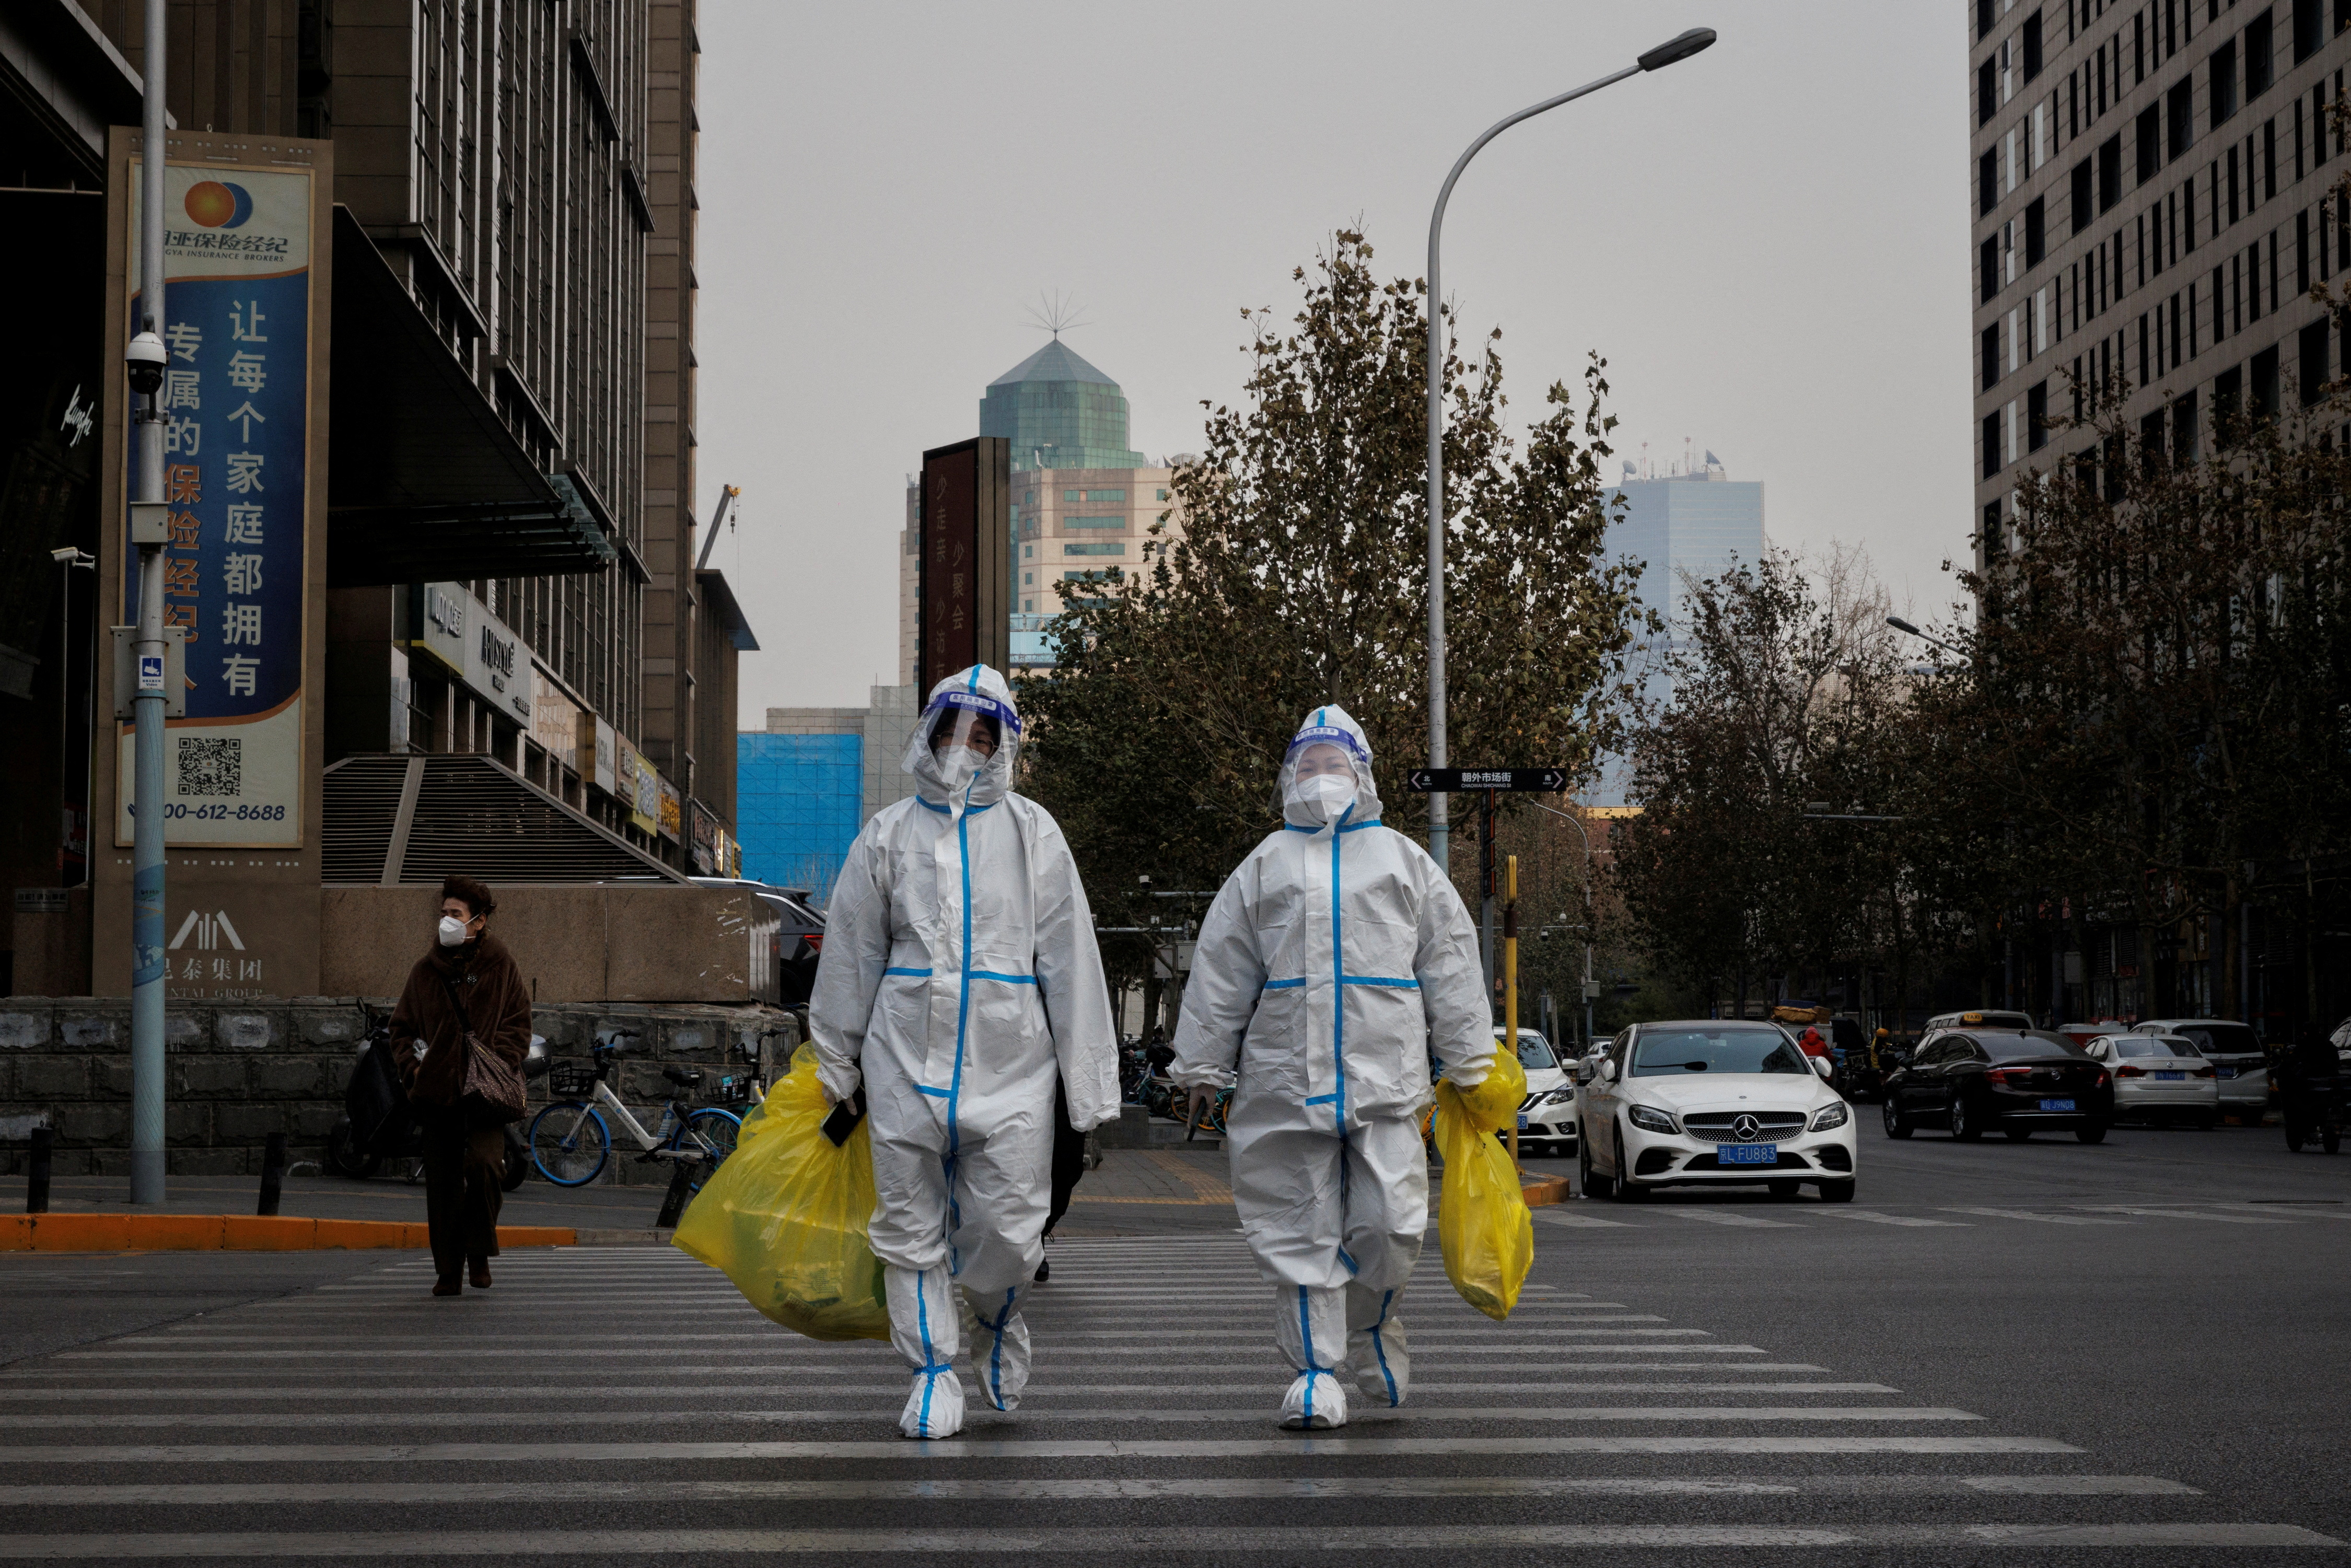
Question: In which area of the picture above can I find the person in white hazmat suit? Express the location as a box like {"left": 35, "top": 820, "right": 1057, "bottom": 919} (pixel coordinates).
{"left": 1171, "top": 705, "right": 1492, "bottom": 1430}
{"left": 807, "top": 665, "right": 1119, "bottom": 1440}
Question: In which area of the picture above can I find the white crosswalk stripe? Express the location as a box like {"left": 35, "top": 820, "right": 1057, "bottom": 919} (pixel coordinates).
{"left": 0, "top": 1236, "right": 2331, "bottom": 1559}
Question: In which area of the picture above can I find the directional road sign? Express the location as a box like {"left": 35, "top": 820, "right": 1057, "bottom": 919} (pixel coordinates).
{"left": 1405, "top": 768, "right": 1567, "bottom": 793}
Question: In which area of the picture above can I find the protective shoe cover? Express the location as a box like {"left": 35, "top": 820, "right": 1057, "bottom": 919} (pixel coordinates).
{"left": 1274, "top": 1280, "right": 1358, "bottom": 1428}
{"left": 809, "top": 665, "right": 1120, "bottom": 1430}
{"left": 889, "top": 1263, "right": 970, "bottom": 1437}
{"left": 1171, "top": 704, "right": 1492, "bottom": 1421}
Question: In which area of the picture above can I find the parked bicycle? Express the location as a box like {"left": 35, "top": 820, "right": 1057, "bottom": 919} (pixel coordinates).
{"left": 528, "top": 1032, "right": 741, "bottom": 1188}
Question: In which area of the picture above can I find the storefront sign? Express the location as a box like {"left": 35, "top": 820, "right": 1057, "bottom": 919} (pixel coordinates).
{"left": 689, "top": 800, "right": 717, "bottom": 874}
{"left": 413, "top": 582, "right": 530, "bottom": 726}
{"left": 613, "top": 731, "right": 638, "bottom": 808}
{"left": 656, "top": 776, "right": 681, "bottom": 843}
{"left": 530, "top": 669, "right": 578, "bottom": 773}
{"left": 579, "top": 713, "right": 615, "bottom": 795}
{"left": 415, "top": 583, "right": 467, "bottom": 677}
{"left": 117, "top": 149, "right": 318, "bottom": 847}
{"left": 464, "top": 605, "right": 530, "bottom": 726}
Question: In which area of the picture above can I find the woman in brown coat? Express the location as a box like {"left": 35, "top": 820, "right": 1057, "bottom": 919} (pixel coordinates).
{"left": 388, "top": 874, "right": 533, "bottom": 1296}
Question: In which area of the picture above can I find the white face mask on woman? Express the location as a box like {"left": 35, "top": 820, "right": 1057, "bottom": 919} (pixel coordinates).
{"left": 1287, "top": 772, "right": 1358, "bottom": 826}
{"left": 437, "top": 915, "right": 470, "bottom": 948}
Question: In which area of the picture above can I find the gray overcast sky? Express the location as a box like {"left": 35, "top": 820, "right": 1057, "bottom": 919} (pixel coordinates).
{"left": 696, "top": 1, "right": 1968, "bottom": 718}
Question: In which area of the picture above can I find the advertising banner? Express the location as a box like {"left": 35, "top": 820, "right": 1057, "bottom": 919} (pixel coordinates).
{"left": 530, "top": 669, "right": 578, "bottom": 774}
{"left": 614, "top": 731, "right": 640, "bottom": 809}
{"left": 116, "top": 152, "right": 317, "bottom": 847}
{"left": 656, "top": 775, "right": 681, "bottom": 843}
{"left": 580, "top": 713, "right": 615, "bottom": 795}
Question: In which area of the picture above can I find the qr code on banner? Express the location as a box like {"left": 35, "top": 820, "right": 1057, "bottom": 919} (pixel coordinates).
{"left": 176, "top": 736, "right": 241, "bottom": 798}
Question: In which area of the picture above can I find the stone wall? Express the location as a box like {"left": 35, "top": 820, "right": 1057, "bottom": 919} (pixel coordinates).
{"left": 0, "top": 997, "right": 796, "bottom": 1181}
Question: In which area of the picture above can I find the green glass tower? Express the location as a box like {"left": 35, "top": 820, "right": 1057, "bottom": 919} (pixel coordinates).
{"left": 980, "top": 339, "right": 1147, "bottom": 472}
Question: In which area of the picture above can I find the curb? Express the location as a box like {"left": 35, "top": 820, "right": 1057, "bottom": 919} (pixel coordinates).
{"left": 1520, "top": 1174, "right": 1572, "bottom": 1209}
{"left": 0, "top": 1215, "right": 578, "bottom": 1253}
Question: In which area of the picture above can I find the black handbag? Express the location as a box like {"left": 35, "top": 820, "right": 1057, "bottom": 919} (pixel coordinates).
{"left": 439, "top": 972, "right": 527, "bottom": 1128}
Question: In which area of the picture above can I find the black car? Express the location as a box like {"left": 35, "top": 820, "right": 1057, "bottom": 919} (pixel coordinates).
{"left": 1881, "top": 1028, "right": 2115, "bottom": 1143}
{"left": 691, "top": 877, "right": 826, "bottom": 1007}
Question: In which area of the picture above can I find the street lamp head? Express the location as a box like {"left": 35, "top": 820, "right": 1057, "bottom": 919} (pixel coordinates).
{"left": 1885, "top": 614, "right": 1923, "bottom": 638}
{"left": 1637, "top": 27, "right": 1717, "bottom": 71}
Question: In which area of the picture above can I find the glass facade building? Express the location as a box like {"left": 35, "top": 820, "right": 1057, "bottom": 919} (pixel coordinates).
{"left": 980, "top": 340, "right": 1147, "bottom": 472}
{"left": 1588, "top": 468, "right": 1766, "bottom": 808}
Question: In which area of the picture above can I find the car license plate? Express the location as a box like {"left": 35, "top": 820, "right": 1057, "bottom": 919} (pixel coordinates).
{"left": 2215, "top": 1066, "right": 2238, "bottom": 1078}
{"left": 1517, "top": 1114, "right": 1529, "bottom": 1131}
{"left": 2040, "top": 1098, "right": 2076, "bottom": 1112}
{"left": 2154, "top": 1071, "right": 2185, "bottom": 1081}
{"left": 1718, "top": 1143, "right": 1777, "bottom": 1166}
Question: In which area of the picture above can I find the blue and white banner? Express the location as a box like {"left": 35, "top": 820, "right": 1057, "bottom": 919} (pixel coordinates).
{"left": 117, "top": 158, "right": 313, "bottom": 848}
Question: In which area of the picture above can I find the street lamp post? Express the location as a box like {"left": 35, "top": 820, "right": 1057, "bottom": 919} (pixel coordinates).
{"left": 1423, "top": 26, "right": 1716, "bottom": 877}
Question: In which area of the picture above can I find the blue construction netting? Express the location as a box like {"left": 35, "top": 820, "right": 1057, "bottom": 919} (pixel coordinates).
{"left": 735, "top": 733, "right": 864, "bottom": 907}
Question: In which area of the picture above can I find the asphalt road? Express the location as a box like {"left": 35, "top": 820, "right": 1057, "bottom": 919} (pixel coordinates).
{"left": 0, "top": 1117, "right": 2344, "bottom": 1564}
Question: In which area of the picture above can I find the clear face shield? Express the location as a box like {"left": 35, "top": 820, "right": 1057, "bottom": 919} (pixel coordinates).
{"left": 915, "top": 689, "right": 1020, "bottom": 795}
{"left": 1279, "top": 729, "right": 1368, "bottom": 826}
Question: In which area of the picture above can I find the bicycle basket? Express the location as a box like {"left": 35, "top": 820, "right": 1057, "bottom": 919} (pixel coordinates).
{"left": 548, "top": 1063, "right": 598, "bottom": 1098}
{"left": 712, "top": 1074, "right": 752, "bottom": 1106}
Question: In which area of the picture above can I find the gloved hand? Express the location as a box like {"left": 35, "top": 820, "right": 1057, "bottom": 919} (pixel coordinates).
{"left": 1183, "top": 1085, "right": 1218, "bottom": 1125}
{"left": 814, "top": 1057, "right": 861, "bottom": 1109}
{"left": 1445, "top": 1062, "right": 1491, "bottom": 1090}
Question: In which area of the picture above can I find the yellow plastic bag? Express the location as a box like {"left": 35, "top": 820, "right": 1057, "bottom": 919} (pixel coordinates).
{"left": 670, "top": 1052, "right": 890, "bottom": 1342}
{"left": 1431, "top": 1050, "right": 1534, "bottom": 1321}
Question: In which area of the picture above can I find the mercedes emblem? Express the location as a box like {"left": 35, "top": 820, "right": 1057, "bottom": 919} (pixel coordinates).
{"left": 1731, "top": 1113, "right": 1762, "bottom": 1141}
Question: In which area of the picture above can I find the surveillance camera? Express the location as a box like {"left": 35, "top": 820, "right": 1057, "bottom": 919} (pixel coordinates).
{"left": 126, "top": 331, "right": 167, "bottom": 396}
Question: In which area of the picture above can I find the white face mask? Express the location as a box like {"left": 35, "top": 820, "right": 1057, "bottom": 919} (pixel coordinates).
{"left": 437, "top": 915, "right": 470, "bottom": 948}
{"left": 933, "top": 743, "right": 986, "bottom": 792}
{"left": 1289, "top": 772, "right": 1357, "bottom": 826}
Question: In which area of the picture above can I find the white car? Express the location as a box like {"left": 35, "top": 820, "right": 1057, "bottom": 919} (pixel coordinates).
{"left": 2133, "top": 1018, "right": 2269, "bottom": 1123}
{"left": 1498, "top": 1028, "right": 1576, "bottom": 1156}
{"left": 2081, "top": 1032, "right": 2219, "bottom": 1128}
{"left": 1576, "top": 1019, "right": 1857, "bottom": 1202}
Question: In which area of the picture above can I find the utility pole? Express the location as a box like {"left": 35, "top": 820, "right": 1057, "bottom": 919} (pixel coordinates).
{"left": 126, "top": 0, "right": 170, "bottom": 1203}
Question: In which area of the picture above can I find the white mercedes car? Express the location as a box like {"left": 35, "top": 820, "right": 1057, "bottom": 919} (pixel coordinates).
{"left": 1576, "top": 1019, "right": 1857, "bottom": 1202}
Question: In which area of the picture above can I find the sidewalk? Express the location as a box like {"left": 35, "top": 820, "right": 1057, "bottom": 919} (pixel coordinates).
{"left": 22, "top": 1171, "right": 675, "bottom": 1233}
{"left": 8, "top": 1143, "right": 1561, "bottom": 1248}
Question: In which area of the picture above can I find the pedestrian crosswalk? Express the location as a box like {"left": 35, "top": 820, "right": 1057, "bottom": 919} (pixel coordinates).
{"left": 0, "top": 1235, "right": 2336, "bottom": 1557}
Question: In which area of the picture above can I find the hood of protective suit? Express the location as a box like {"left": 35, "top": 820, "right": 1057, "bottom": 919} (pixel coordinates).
{"left": 904, "top": 665, "right": 1022, "bottom": 811}
{"left": 1278, "top": 704, "right": 1384, "bottom": 831}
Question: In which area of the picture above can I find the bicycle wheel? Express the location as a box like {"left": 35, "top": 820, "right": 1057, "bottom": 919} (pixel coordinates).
{"left": 1208, "top": 1088, "right": 1232, "bottom": 1134}
{"left": 681, "top": 1108, "right": 742, "bottom": 1192}
{"left": 529, "top": 1101, "right": 611, "bottom": 1187}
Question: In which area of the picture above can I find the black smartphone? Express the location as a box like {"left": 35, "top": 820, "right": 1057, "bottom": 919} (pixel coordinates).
{"left": 820, "top": 1089, "right": 867, "bottom": 1147}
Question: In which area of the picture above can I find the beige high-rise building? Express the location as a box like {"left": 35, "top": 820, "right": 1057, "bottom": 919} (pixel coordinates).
{"left": 898, "top": 340, "right": 1186, "bottom": 676}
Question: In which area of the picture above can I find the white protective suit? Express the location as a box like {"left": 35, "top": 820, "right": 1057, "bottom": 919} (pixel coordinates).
{"left": 1171, "top": 705, "right": 1493, "bottom": 1429}
{"left": 808, "top": 665, "right": 1119, "bottom": 1439}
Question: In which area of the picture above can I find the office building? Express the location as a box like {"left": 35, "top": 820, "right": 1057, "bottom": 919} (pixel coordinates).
{"left": 898, "top": 339, "right": 1181, "bottom": 676}
{"left": 1972, "top": 0, "right": 2350, "bottom": 562}
{"left": 1588, "top": 455, "right": 1766, "bottom": 807}
{"left": 1969, "top": 0, "right": 2351, "bottom": 1021}
{"left": 0, "top": 0, "right": 753, "bottom": 1000}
